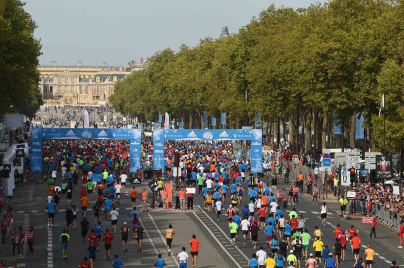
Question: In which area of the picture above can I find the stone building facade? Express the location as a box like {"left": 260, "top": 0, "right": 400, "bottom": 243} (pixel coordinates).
{"left": 38, "top": 61, "right": 147, "bottom": 106}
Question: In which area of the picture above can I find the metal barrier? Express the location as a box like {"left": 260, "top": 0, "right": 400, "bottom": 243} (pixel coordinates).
{"left": 373, "top": 204, "right": 401, "bottom": 229}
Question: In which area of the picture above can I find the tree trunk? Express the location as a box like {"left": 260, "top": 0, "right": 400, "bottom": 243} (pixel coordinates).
{"left": 289, "top": 117, "right": 295, "bottom": 148}
{"left": 313, "top": 107, "right": 317, "bottom": 159}
{"left": 189, "top": 113, "right": 192, "bottom": 129}
{"left": 322, "top": 113, "right": 328, "bottom": 149}
{"left": 350, "top": 115, "right": 356, "bottom": 148}
{"left": 341, "top": 121, "right": 345, "bottom": 152}
{"left": 304, "top": 110, "right": 312, "bottom": 154}
{"left": 295, "top": 105, "right": 300, "bottom": 154}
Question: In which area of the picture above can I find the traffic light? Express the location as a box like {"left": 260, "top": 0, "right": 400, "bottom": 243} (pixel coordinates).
{"left": 349, "top": 168, "right": 356, "bottom": 183}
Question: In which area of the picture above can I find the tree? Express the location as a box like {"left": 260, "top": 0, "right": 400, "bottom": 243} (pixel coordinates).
{"left": 0, "top": 0, "right": 42, "bottom": 117}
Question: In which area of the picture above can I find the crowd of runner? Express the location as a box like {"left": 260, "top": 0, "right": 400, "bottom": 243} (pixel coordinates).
{"left": 2, "top": 133, "right": 403, "bottom": 268}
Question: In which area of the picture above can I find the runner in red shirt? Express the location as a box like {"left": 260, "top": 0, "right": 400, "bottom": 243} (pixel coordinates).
{"left": 103, "top": 229, "right": 114, "bottom": 261}
{"left": 189, "top": 234, "right": 201, "bottom": 267}
{"left": 88, "top": 228, "right": 98, "bottom": 246}
{"left": 290, "top": 215, "right": 298, "bottom": 233}
{"left": 258, "top": 207, "right": 266, "bottom": 229}
{"left": 79, "top": 256, "right": 90, "bottom": 268}
{"left": 80, "top": 186, "right": 87, "bottom": 198}
{"left": 334, "top": 224, "right": 342, "bottom": 240}
{"left": 338, "top": 231, "right": 347, "bottom": 261}
{"left": 346, "top": 225, "right": 358, "bottom": 241}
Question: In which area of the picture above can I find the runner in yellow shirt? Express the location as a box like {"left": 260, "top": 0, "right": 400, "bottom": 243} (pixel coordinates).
{"left": 313, "top": 237, "right": 324, "bottom": 264}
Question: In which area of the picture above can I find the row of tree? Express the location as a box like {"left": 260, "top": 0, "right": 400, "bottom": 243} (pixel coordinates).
{"left": 109, "top": 0, "right": 404, "bottom": 153}
{"left": 0, "top": 0, "right": 43, "bottom": 120}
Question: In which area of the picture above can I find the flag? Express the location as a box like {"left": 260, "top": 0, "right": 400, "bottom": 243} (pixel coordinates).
{"left": 379, "top": 94, "right": 384, "bottom": 116}
{"left": 220, "top": 112, "right": 226, "bottom": 125}
{"left": 164, "top": 112, "right": 170, "bottom": 129}
{"left": 362, "top": 217, "right": 373, "bottom": 223}
{"left": 211, "top": 117, "right": 217, "bottom": 126}
{"left": 83, "top": 110, "right": 89, "bottom": 128}
{"left": 202, "top": 111, "right": 208, "bottom": 126}
{"left": 158, "top": 113, "right": 162, "bottom": 123}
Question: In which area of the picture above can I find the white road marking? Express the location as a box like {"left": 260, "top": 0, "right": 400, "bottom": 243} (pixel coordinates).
{"left": 193, "top": 211, "right": 244, "bottom": 268}
{"left": 147, "top": 213, "right": 179, "bottom": 266}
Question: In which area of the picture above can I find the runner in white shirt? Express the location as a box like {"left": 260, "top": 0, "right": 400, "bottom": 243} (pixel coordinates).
{"left": 115, "top": 183, "right": 122, "bottom": 204}
{"left": 52, "top": 170, "right": 57, "bottom": 179}
{"left": 256, "top": 246, "right": 267, "bottom": 266}
{"left": 119, "top": 173, "right": 127, "bottom": 191}
{"left": 177, "top": 247, "right": 188, "bottom": 264}
{"left": 61, "top": 166, "right": 67, "bottom": 177}
{"left": 270, "top": 201, "right": 278, "bottom": 218}
{"left": 240, "top": 218, "right": 251, "bottom": 245}
{"left": 206, "top": 178, "right": 213, "bottom": 190}
{"left": 109, "top": 208, "right": 119, "bottom": 233}
{"left": 215, "top": 200, "right": 222, "bottom": 221}
{"left": 87, "top": 171, "right": 93, "bottom": 182}
{"left": 320, "top": 202, "right": 328, "bottom": 227}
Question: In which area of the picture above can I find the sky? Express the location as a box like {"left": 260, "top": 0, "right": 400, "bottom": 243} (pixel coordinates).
{"left": 24, "top": 0, "right": 326, "bottom": 66}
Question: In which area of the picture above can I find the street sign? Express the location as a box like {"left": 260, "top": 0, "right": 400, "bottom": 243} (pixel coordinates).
{"left": 16, "top": 144, "right": 25, "bottom": 149}
{"left": 322, "top": 158, "right": 332, "bottom": 167}
{"left": 16, "top": 149, "right": 24, "bottom": 157}
{"left": 365, "top": 152, "right": 381, "bottom": 170}
{"left": 346, "top": 190, "right": 356, "bottom": 199}
{"left": 345, "top": 151, "right": 361, "bottom": 168}
{"left": 323, "top": 153, "right": 330, "bottom": 159}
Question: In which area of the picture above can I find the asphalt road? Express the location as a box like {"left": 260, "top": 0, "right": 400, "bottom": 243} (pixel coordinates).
{"left": 2, "top": 175, "right": 404, "bottom": 268}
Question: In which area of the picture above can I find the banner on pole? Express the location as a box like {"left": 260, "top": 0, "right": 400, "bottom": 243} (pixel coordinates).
{"left": 333, "top": 117, "right": 341, "bottom": 135}
{"left": 355, "top": 114, "right": 364, "bottom": 140}
{"left": 84, "top": 110, "right": 90, "bottom": 128}
{"left": 220, "top": 112, "right": 226, "bottom": 125}
{"left": 203, "top": 111, "right": 208, "bottom": 126}
{"left": 164, "top": 112, "right": 170, "bottom": 129}
{"left": 211, "top": 117, "right": 217, "bottom": 127}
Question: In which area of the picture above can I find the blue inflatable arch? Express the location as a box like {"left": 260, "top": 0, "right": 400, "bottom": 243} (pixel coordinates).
{"left": 30, "top": 127, "right": 142, "bottom": 173}
{"left": 153, "top": 129, "right": 262, "bottom": 172}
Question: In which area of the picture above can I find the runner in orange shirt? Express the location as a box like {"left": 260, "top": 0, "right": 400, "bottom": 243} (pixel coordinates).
{"left": 189, "top": 234, "right": 201, "bottom": 267}
{"left": 130, "top": 186, "right": 138, "bottom": 208}
{"left": 81, "top": 194, "right": 89, "bottom": 217}
{"left": 141, "top": 188, "right": 148, "bottom": 212}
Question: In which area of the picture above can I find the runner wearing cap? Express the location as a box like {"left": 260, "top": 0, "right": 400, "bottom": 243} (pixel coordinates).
{"left": 287, "top": 250, "right": 297, "bottom": 266}
{"left": 120, "top": 222, "right": 130, "bottom": 252}
{"left": 305, "top": 253, "right": 317, "bottom": 268}
{"left": 365, "top": 245, "right": 375, "bottom": 268}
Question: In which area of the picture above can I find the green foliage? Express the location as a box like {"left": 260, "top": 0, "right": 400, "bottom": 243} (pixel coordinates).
{"left": 0, "top": 0, "right": 42, "bottom": 118}
{"left": 109, "top": 0, "right": 404, "bottom": 149}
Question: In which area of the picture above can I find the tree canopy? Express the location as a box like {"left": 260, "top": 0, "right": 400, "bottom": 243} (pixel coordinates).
{"left": 0, "top": 0, "right": 42, "bottom": 119}
{"left": 110, "top": 0, "right": 404, "bottom": 151}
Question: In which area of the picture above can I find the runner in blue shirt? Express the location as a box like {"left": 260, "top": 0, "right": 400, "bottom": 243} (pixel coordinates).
{"left": 248, "top": 253, "right": 258, "bottom": 268}
{"left": 324, "top": 253, "right": 336, "bottom": 268}
{"left": 266, "top": 217, "right": 275, "bottom": 227}
{"left": 275, "top": 209, "right": 283, "bottom": 220}
{"left": 242, "top": 205, "right": 250, "bottom": 217}
{"left": 274, "top": 253, "right": 285, "bottom": 268}
{"left": 154, "top": 254, "right": 166, "bottom": 268}
{"left": 94, "top": 221, "right": 103, "bottom": 240}
{"left": 271, "top": 236, "right": 279, "bottom": 254}
{"left": 230, "top": 183, "right": 237, "bottom": 194}
{"left": 236, "top": 176, "right": 242, "bottom": 185}
{"left": 48, "top": 200, "right": 57, "bottom": 227}
{"left": 266, "top": 222, "right": 274, "bottom": 247}
{"left": 104, "top": 199, "right": 112, "bottom": 220}
{"left": 284, "top": 221, "right": 292, "bottom": 241}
